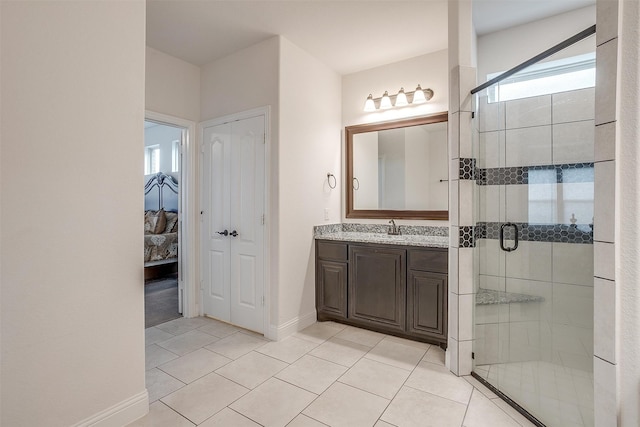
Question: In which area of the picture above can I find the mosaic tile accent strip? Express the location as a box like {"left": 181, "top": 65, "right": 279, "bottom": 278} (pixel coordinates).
{"left": 476, "top": 222, "right": 593, "bottom": 244}
{"left": 459, "top": 225, "right": 476, "bottom": 248}
{"left": 459, "top": 158, "right": 477, "bottom": 180}
{"left": 477, "top": 163, "right": 594, "bottom": 186}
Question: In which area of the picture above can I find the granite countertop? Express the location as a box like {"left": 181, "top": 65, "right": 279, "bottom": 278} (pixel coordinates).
{"left": 314, "top": 223, "right": 449, "bottom": 248}
{"left": 476, "top": 288, "right": 545, "bottom": 305}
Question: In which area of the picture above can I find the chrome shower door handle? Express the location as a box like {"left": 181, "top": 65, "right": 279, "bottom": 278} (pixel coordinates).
{"left": 499, "top": 223, "right": 519, "bottom": 252}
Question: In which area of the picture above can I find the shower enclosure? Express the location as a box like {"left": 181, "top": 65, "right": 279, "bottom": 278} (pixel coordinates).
{"left": 471, "top": 28, "right": 596, "bottom": 427}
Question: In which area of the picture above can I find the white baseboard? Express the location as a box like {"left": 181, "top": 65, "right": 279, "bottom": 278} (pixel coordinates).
{"left": 266, "top": 310, "right": 317, "bottom": 341}
{"left": 72, "top": 390, "right": 149, "bottom": 427}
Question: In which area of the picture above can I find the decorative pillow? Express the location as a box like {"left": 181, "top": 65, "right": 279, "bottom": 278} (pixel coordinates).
{"left": 144, "top": 209, "right": 166, "bottom": 234}
{"left": 165, "top": 212, "right": 179, "bottom": 234}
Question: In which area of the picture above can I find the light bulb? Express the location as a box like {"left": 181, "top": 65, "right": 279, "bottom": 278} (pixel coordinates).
{"left": 380, "top": 91, "right": 392, "bottom": 109}
{"left": 412, "top": 84, "right": 427, "bottom": 104}
{"left": 395, "top": 88, "right": 408, "bottom": 107}
{"left": 363, "top": 94, "right": 376, "bottom": 112}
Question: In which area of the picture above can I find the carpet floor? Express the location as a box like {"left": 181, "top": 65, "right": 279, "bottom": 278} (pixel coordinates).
{"left": 145, "top": 274, "right": 181, "bottom": 328}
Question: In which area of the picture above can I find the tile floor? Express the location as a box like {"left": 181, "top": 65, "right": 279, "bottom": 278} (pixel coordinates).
{"left": 131, "top": 316, "right": 537, "bottom": 427}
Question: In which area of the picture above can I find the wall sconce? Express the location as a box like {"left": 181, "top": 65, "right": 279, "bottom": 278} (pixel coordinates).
{"left": 363, "top": 84, "right": 434, "bottom": 112}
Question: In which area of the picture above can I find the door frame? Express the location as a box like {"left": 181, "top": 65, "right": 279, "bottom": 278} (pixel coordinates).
{"left": 145, "top": 110, "right": 198, "bottom": 318}
{"left": 199, "top": 106, "right": 271, "bottom": 338}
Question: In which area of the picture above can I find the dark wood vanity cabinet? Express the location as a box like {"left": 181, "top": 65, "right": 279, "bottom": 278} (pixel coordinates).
{"left": 316, "top": 242, "right": 348, "bottom": 319}
{"left": 349, "top": 245, "right": 406, "bottom": 333}
{"left": 316, "top": 239, "right": 448, "bottom": 346}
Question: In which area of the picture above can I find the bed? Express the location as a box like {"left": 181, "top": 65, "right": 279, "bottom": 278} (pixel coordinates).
{"left": 144, "top": 172, "right": 179, "bottom": 267}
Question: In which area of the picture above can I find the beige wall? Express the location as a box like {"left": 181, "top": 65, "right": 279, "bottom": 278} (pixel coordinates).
{"left": 477, "top": 5, "right": 596, "bottom": 82}
{"left": 277, "top": 37, "right": 342, "bottom": 331}
{"left": 342, "top": 49, "right": 449, "bottom": 127}
{"left": 146, "top": 47, "right": 201, "bottom": 122}
{"left": 1, "top": 1, "right": 147, "bottom": 425}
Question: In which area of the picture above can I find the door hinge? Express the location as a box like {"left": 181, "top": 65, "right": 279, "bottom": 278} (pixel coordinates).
{"left": 263, "top": 134, "right": 266, "bottom": 144}
{"left": 262, "top": 295, "right": 265, "bottom": 306}
{"left": 261, "top": 214, "right": 265, "bottom": 225}
{"left": 472, "top": 352, "right": 475, "bottom": 359}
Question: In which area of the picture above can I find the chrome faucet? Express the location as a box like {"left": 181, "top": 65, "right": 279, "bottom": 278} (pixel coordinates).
{"left": 388, "top": 219, "right": 401, "bottom": 235}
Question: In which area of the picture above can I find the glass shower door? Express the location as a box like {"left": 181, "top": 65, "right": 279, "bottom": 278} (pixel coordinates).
{"left": 473, "top": 78, "right": 595, "bottom": 427}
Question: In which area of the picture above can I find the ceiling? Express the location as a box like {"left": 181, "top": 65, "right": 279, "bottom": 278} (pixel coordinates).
{"left": 146, "top": 0, "right": 594, "bottom": 76}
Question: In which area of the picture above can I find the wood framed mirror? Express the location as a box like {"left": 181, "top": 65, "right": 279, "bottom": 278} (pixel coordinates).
{"left": 346, "top": 112, "right": 449, "bottom": 220}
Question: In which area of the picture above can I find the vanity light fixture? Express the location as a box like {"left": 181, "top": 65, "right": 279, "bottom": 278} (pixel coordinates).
{"left": 362, "top": 84, "right": 434, "bottom": 111}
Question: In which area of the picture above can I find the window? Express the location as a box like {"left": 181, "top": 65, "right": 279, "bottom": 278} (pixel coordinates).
{"left": 145, "top": 145, "right": 160, "bottom": 175}
{"left": 487, "top": 53, "right": 595, "bottom": 103}
{"left": 172, "top": 140, "right": 180, "bottom": 173}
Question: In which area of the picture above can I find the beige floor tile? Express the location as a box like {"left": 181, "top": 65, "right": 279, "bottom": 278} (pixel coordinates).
{"left": 364, "top": 337, "right": 427, "bottom": 371}
{"left": 405, "top": 361, "right": 473, "bottom": 405}
{"left": 145, "top": 327, "right": 175, "bottom": 346}
{"left": 287, "top": 414, "right": 328, "bottom": 426}
{"left": 205, "top": 331, "right": 268, "bottom": 359}
{"left": 275, "top": 354, "right": 347, "bottom": 394}
{"left": 464, "top": 389, "right": 521, "bottom": 427}
{"left": 338, "top": 357, "right": 410, "bottom": 399}
{"left": 156, "top": 317, "right": 212, "bottom": 335}
{"left": 381, "top": 386, "right": 467, "bottom": 427}
{"left": 198, "top": 319, "right": 241, "bottom": 338}
{"left": 156, "top": 330, "right": 219, "bottom": 356}
{"left": 126, "top": 401, "right": 193, "bottom": 427}
{"left": 381, "top": 334, "right": 431, "bottom": 350}
{"left": 146, "top": 344, "right": 179, "bottom": 370}
{"left": 230, "top": 378, "right": 317, "bottom": 427}
{"left": 334, "top": 325, "right": 385, "bottom": 348}
{"left": 491, "top": 397, "right": 539, "bottom": 427}
{"left": 303, "top": 382, "right": 389, "bottom": 427}
{"left": 215, "top": 351, "right": 288, "bottom": 389}
{"left": 198, "top": 408, "right": 260, "bottom": 427}
{"left": 463, "top": 375, "right": 498, "bottom": 399}
{"left": 256, "top": 336, "right": 318, "bottom": 363}
{"left": 422, "top": 345, "right": 446, "bottom": 365}
{"left": 146, "top": 368, "right": 185, "bottom": 403}
{"left": 374, "top": 421, "right": 395, "bottom": 427}
{"left": 309, "top": 337, "right": 370, "bottom": 367}
{"left": 293, "top": 321, "right": 347, "bottom": 344}
{"left": 161, "top": 372, "right": 248, "bottom": 424}
{"left": 158, "top": 348, "right": 231, "bottom": 383}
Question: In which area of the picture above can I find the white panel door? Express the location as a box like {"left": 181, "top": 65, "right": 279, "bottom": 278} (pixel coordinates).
{"left": 202, "top": 115, "right": 265, "bottom": 333}
{"left": 229, "top": 116, "right": 265, "bottom": 333}
{"left": 202, "top": 123, "right": 232, "bottom": 321}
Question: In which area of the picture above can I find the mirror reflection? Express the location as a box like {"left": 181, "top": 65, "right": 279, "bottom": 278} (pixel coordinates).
{"left": 346, "top": 112, "right": 449, "bottom": 220}
{"left": 353, "top": 121, "right": 448, "bottom": 211}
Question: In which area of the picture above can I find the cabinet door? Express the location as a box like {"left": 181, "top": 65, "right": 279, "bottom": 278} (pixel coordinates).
{"left": 349, "top": 245, "right": 406, "bottom": 332}
{"left": 407, "top": 270, "right": 447, "bottom": 341}
{"left": 316, "top": 260, "right": 348, "bottom": 319}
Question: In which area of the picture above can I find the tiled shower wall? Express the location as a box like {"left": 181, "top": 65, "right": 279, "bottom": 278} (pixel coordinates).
{"left": 473, "top": 89, "right": 595, "bottom": 373}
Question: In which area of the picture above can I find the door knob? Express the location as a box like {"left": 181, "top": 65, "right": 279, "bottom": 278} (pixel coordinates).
{"left": 230, "top": 230, "right": 239, "bottom": 237}
{"left": 217, "top": 230, "right": 229, "bottom": 236}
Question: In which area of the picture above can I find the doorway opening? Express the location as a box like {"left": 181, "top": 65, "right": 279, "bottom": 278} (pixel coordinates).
{"left": 144, "top": 119, "right": 188, "bottom": 327}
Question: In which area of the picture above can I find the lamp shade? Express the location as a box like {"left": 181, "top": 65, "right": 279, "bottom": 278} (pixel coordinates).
{"left": 363, "top": 94, "right": 376, "bottom": 112}
{"left": 395, "top": 88, "right": 408, "bottom": 107}
{"left": 412, "top": 84, "right": 427, "bottom": 104}
{"left": 380, "top": 91, "right": 392, "bottom": 109}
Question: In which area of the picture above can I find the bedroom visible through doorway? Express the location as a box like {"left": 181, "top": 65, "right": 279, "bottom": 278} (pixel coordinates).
{"left": 144, "top": 120, "right": 185, "bottom": 327}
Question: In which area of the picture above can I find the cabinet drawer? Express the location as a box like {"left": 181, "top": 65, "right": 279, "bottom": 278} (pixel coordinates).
{"left": 408, "top": 249, "right": 448, "bottom": 273}
{"left": 317, "top": 241, "right": 348, "bottom": 261}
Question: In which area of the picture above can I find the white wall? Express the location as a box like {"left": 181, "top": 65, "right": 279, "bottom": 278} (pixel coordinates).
{"left": 477, "top": 6, "right": 596, "bottom": 83}
{"left": 146, "top": 47, "right": 201, "bottom": 122}
{"left": 342, "top": 49, "right": 450, "bottom": 225}
{"left": 277, "top": 37, "right": 342, "bottom": 330}
{"left": 200, "top": 36, "right": 281, "bottom": 330}
{"left": 1, "top": 2, "right": 147, "bottom": 426}
{"left": 342, "top": 49, "right": 449, "bottom": 127}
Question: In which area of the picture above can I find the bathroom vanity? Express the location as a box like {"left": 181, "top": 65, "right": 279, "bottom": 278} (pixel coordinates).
{"left": 315, "top": 226, "right": 448, "bottom": 347}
